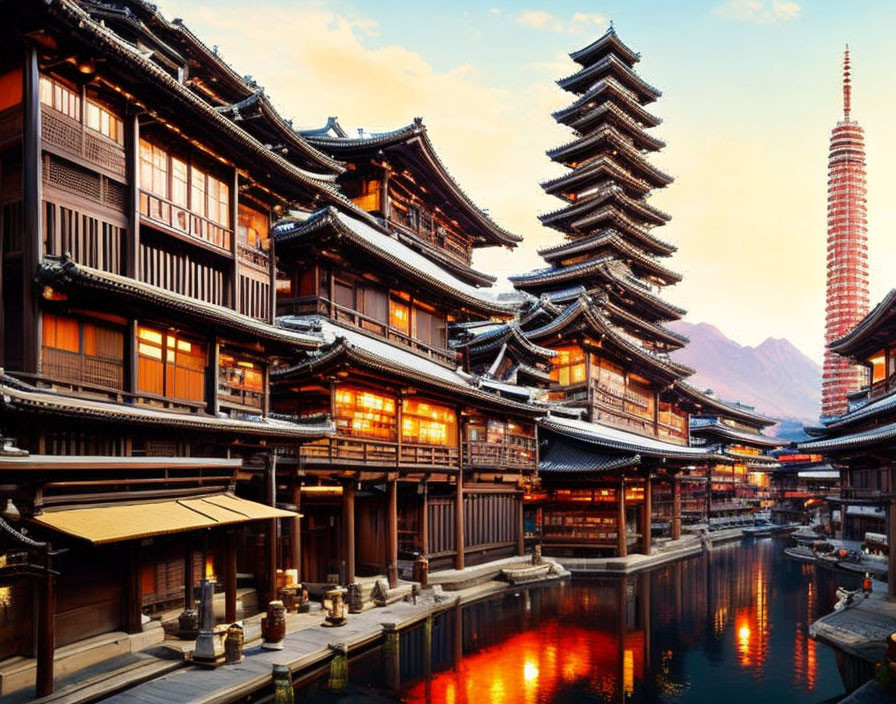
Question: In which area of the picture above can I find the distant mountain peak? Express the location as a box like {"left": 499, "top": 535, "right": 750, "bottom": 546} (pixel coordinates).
{"left": 669, "top": 320, "right": 821, "bottom": 426}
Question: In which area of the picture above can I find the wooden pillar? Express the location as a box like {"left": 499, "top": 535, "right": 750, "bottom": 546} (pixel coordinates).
{"left": 206, "top": 341, "right": 220, "bottom": 416}
{"left": 516, "top": 492, "right": 525, "bottom": 557}
{"left": 642, "top": 474, "right": 652, "bottom": 556}
{"left": 342, "top": 481, "right": 355, "bottom": 584}
{"left": 617, "top": 479, "right": 627, "bottom": 558}
{"left": 888, "top": 495, "right": 896, "bottom": 602}
{"left": 387, "top": 477, "right": 398, "bottom": 588}
{"left": 230, "top": 168, "right": 239, "bottom": 312}
{"left": 421, "top": 481, "right": 429, "bottom": 556}
{"left": 267, "top": 455, "right": 278, "bottom": 604}
{"left": 671, "top": 475, "right": 682, "bottom": 541}
{"left": 22, "top": 44, "right": 42, "bottom": 375}
{"left": 183, "top": 539, "right": 193, "bottom": 610}
{"left": 35, "top": 565, "right": 55, "bottom": 697}
{"left": 125, "top": 544, "right": 142, "bottom": 634}
{"left": 292, "top": 484, "right": 302, "bottom": 579}
{"left": 126, "top": 112, "right": 140, "bottom": 279}
{"left": 455, "top": 470, "right": 465, "bottom": 570}
{"left": 224, "top": 530, "right": 237, "bottom": 623}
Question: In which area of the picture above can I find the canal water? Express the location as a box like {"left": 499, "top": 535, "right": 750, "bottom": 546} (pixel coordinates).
{"left": 295, "top": 538, "right": 862, "bottom": 703}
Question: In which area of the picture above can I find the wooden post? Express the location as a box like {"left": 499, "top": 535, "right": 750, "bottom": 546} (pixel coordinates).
{"left": 516, "top": 491, "right": 525, "bottom": 557}
{"left": 224, "top": 530, "right": 237, "bottom": 623}
{"left": 126, "top": 112, "right": 140, "bottom": 279}
{"left": 617, "top": 479, "right": 627, "bottom": 558}
{"left": 455, "top": 470, "right": 465, "bottom": 570}
{"left": 343, "top": 481, "right": 356, "bottom": 584}
{"left": 642, "top": 474, "right": 652, "bottom": 556}
{"left": 35, "top": 563, "right": 55, "bottom": 697}
{"left": 206, "top": 341, "right": 220, "bottom": 416}
{"left": 230, "top": 168, "right": 239, "bottom": 312}
{"left": 672, "top": 474, "right": 682, "bottom": 541}
{"left": 387, "top": 477, "right": 398, "bottom": 588}
{"left": 267, "top": 455, "right": 278, "bottom": 604}
{"left": 420, "top": 481, "right": 429, "bottom": 556}
{"left": 292, "top": 484, "right": 302, "bottom": 579}
{"left": 888, "top": 495, "right": 896, "bottom": 602}
{"left": 125, "top": 544, "right": 142, "bottom": 634}
{"left": 183, "top": 539, "right": 193, "bottom": 610}
{"left": 22, "top": 45, "right": 42, "bottom": 375}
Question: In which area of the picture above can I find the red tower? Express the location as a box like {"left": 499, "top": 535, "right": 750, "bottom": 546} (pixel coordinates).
{"left": 821, "top": 46, "right": 870, "bottom": 418}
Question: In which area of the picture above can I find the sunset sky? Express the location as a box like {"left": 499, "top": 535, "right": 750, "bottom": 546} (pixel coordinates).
{"left": 156, "top": 0, "right": 896, "bottom": 364}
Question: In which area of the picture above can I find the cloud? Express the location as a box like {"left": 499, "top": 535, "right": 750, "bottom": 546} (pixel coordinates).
{"left": 515, "top": 9, "right": 609, "bottom": 34}
{"left": 489, "top": 7, "right": 501, "bottom": 15}
{"left": 516, "top": 9, "right": 564, "bottom": 32}
{"left": 714, "top": 0, "right": 801, "bottom": 23}
{"left": 569, "top": 12, "right": 609, "bottom": 34}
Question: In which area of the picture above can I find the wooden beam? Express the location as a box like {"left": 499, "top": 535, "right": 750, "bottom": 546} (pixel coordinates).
{"left": 617, "top": 478, "right": 627, "bottom": 557}
{"left": 420, "top": 481, "right": 429, "bottom": 556}
{"left": 224, "top": 530, "right": 237, "bottom": 623}
{"left": 35, "top": 564, "right": 55, "bottom": 697}
{"left": 455, "top": 470, "right": 465, "bottom": 570}
{"left": 126, "top": 112, "right": 140, "bottom": 279}
{"left": 342, "top": 481, "right": 356, "bottom": 584}
{"left": 387, "top": 477, "right": 398, "bottom": 587}
{"left": 516, "top": 492, "right": 525, "bottom": 557}
{"left": 22, "top": 45, "right": 42, "bottom": 375}
{"left": 125, "top": 543, "right": 142, "bottom": 634}
{"left": 292, "top": 483, "right": 301, "bottom": 580}
{"left": 671, "top": 475, "right": 682, "bottom": 541}
{"left": 642, "top": 474, "right": 652, "bottom": 556}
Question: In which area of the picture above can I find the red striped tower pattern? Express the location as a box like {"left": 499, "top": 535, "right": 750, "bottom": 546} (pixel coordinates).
{"left": 821, "top": 46, "right": 870, "bottom": 418}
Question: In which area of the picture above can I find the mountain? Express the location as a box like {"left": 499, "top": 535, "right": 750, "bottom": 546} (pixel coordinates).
{"left": 669, "top": 321, "right": 821, "bottom": 429}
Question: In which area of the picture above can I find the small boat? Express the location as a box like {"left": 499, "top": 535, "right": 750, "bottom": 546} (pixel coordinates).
{"left": 743, "top": 520, "right": 775, "bottom": 538}
{"left": 792, "top": 526, "right": 825, "bottom": 545}
{"left": 784, "top": 546, "right": 817, "bottom": 563}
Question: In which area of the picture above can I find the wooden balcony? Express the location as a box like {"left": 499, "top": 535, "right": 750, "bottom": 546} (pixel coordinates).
{"left": 42, "top": 108, "right": 126, "bottom": 179}
{"left": 277, "top": 296, "right": 457, "bottom": 366}
{"left": 464, "top": 439, "right": 537, "bottom": 472}
{"left": 139, "top": 190, "right": 232, "bottom": 253}
{"left": 237, "top": 241, "right": 270, "bottom": 271}
{"left": 299, "top": 436, "right": 460, "bottom": 469}
{"left": 42, "top": 347, "right": 124, "bottom": 391}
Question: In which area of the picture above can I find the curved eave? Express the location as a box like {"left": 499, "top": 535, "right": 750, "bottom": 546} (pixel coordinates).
{"left": 553, "top": 78, "right": 662, "bottom": 128}
{"left": 540, "top": 417, "right": 710, "bottom": 462}
{"left": 36, "top": 256, "right": 322, "bottom": 350}
{"left": 828, "top": 288, "right": 896, "bottom": 357}
{"left": 391, "top": 229, "right": 497, "bottom": 287}
{"left": 569, "top": 103, "right": 665, "bottom": 151}
{"left": 823, "top": 387, "right": 896, "bottom": 431}
{"left": 46, "top": 0, "right": 351, "bottom": 208}
{"left": 557, "top": 55, "right": 661, "bottom": 101}
{"left": 672, "top": 380, "right": 777, "bottom": 427}
{"left": 540, "top": 187, "right": 671, "bottom": 229}
{"left": 538, "top": 228, "right": 672, "bottom": 262}
{"left": 798, "top": 420, "right": 896, "bottom": 454}
{"left": 690, "top": 422, "right": 782, "bottom": 449}
{"left": 602, "top": 300, "right": 689, "bottom": 349}
{"left": 541, "top": 157, "right": 653, "bottom": 200}
{"left": 541, "top": 208, "right": 676, "bottom": 256}
{"left": 0, "top": 376, "right": 334, "bottom": 439}
{"left": 547, "top": 127, "right": 674, "bottom": 187}
{"left": 274, "top": 341, "right": 539, "bottom": 416}
{"left": 569, "top": 30, "right": 641, "bottom": 68}
{"left": 306, "top": 122, "right": 522, "bottom": 247}
{"left": 272, "top": 209, "right": 518, "bottom": 316}
{"left": 464, "top": 323, "right": 559, "bottom": 359}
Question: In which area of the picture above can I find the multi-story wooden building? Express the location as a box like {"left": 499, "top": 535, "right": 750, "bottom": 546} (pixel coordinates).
{"left": 800, "top": 287, "right": 896, "bottom": 597}
{"left": 0, "top": 0, "right": 373, "bottom": 695}
{"left": 268, "top": 118, "right": 539, "bottom": 583}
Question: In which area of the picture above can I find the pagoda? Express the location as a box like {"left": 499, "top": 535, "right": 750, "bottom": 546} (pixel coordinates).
{"left": 821, "top": 47, "right": 870, "bottom": 418}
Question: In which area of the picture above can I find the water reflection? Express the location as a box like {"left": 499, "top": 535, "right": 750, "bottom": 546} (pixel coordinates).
{"left": 298, "top": 539, "right": 860, "bottom": 703}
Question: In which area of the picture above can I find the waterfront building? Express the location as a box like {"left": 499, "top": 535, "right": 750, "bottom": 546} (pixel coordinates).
{"left": 506, "top": 27, "right": 770, "bottom": 557}
{"left": 821, "top": 47, "right": 870, "bottom": 419}
{"left": 768, "top": 452, "right": 839, "bottom": 529}
{"left": 800, "top": 288, "right": 896, "bottom": 597}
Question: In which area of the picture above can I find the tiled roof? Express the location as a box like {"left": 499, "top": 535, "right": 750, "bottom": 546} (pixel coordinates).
{"left": 552, "top": 77, "right": 661, "bottom": 128}
{"left": 302, "top": 119, "right": 522, "bottom": 246}
{"left": 798, "top": 420, "right": 896, "bottom": 453}
{"left": 272, "top": 209, "right": 524, "bottom": 316}
{"left": 557, "top": 54, "right": 662, "bottom": 100}
{"left": 689, "top": 420, "right": 782, "bottom": 448}
{"left": 828, "top": 288, "right": 896, "bottom": 355}
{"left": 823, "top": 388, "right": 896, "bottom": 430}
{"left": 0, "top": 375, "right": 333, "bottom": 438}
{"left": 37, "top": 257, "right": 322, "bottom": 349}
{"left": 275, "top": 317, "right": 539, "bottom": 413}
{"left": 673, "top": 381, "right": 778, "bottom": 427}
{"left": 540, "top": 439, "right": 640, "bottom": 474}
{"left": 540, "top": 414, "right": 711, "bottom": 461}
{"left": 569, "top": 28, "right": 641, "bottom": 68}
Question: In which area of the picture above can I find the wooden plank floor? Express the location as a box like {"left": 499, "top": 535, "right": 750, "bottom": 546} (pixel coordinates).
{"left": 100, "top": 593, "right": 458, "bottom": 704}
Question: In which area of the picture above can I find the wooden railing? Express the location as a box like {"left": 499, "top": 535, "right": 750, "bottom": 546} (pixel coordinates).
{"left": 42, "top": 347, "right": 124, "bottom": 390}
{"left": 839, "top": 487, "right": 892, "bottom": 502}
{"left": 277, "top": 295, "right": 457, "bottom": 366}
{"left": 139, "top": 189, "right": 232, "bottom": 252}
{"left": 42, "top": 108, "right": 126, "bottom": 178}
{"left": 237, "top": 241, "right": 269, "bottom": 270}
{"left": 464, "top": 439, "right": 537, "bottom": 470}
{"left": 217, "top": 385, "right": 264, "bottom": 410}
{"left": 300, "top": 436, "right": 459, "bottom": 468}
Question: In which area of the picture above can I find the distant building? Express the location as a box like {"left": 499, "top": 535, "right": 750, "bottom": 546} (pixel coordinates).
{"left": 821, "top": 47, "right": 870, "bottom": 418}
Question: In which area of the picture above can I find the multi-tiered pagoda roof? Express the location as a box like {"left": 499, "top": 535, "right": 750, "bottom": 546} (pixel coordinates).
{"left": 512, "top": 26, "right": 684, "bottom": 366}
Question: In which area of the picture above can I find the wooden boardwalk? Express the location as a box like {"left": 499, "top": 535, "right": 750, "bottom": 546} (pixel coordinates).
{"left": 99, "top": 593, "right": 459, "bottom": 704}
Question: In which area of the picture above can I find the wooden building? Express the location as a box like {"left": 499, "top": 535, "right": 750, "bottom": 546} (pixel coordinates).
{"left": 269, "top": 118, "right": 538, "bottom": 583}
{"left": 0, "top": 0, "right": 363, "bottom": 695}
{"left": 799, "top": 287, "right": 896, "bottom": 598}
